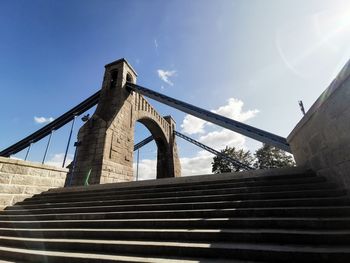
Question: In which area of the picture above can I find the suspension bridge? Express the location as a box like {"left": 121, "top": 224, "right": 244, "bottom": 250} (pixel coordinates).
{"left": 0, "top": 58, "right": 349, "bottom": 262}
{"left": 0, "top": 58, "right": 286, "bottom": 184}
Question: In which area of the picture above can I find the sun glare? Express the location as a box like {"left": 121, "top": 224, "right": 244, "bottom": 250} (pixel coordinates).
{"left": 276, "top": 4, "right": 350, "bottom": 78}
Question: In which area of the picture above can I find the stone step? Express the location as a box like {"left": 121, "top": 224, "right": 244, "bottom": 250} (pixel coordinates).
{"left": 0, "top": 259, "right": 23, "bottom": 263}
{"left": 44, "top": 168, "right": 312, "bottom": 196}
{"left": 19, "top": 182, "right": 338, "bottom": 205}
{"left": 1, "top": 227, "right": 350, "bottom": 245}
{"left": 2, "top": 206, "right": 350, "bottom": 221}
{"left": 0, "top": 245, "right": 249, "bottom": 263}
{"left": 2, "top": 217, "right": 350, "bottom": 230}
{"left": 0, "top": 237, "right": 349, "bottom": 262}
{"left": 4, "top": 196, "right": 350, "bottom": 216}
{"left": 10, "top": 188, "right": 347, "bottom": 210}
{"left": 36, "top": 174, "right": 320, "bottom": 200}
{"left": 0, "top": 169, "right": 348, "bottom": 262}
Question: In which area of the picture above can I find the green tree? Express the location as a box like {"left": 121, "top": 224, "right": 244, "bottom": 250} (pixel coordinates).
{"left": 212, "top": 146, "right": 254, "bottom": 173}
{"left": 254, "top": 143, "right": 295, "bottom": 169}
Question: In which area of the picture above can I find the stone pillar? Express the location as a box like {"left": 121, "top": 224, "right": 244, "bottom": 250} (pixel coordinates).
{"left": 164, "top": 116, "right": 181, "bottom": 178}
{"left": 69, "top": 59, "right": 137, "bottom": 186}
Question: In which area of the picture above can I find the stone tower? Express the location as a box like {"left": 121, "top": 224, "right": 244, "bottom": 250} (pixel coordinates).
{"left": 68, "top": 59, "right": 181, "bottom": 186}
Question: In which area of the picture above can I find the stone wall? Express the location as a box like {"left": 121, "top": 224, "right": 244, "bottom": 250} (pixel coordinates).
{"left": 287, "top": 59, "right": 350, "bottom": 189}
{"left": 0, "top": 157, "right": 67, "bottom": 210}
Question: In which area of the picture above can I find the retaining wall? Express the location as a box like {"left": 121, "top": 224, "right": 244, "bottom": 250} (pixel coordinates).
{"left": 0, "top": 157, "right": 67, "bottom": 210}
{"left": 288, "top": 60, "right": 350, "bottom": 189}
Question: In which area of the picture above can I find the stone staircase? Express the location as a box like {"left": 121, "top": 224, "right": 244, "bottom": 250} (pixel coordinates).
{"left": 0, "top": 168, "right": 349, "bottom": 262}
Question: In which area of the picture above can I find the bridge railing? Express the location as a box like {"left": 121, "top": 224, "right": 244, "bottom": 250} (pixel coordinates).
{"left": 0, "top": 91, "right": 100, "bottom": 167}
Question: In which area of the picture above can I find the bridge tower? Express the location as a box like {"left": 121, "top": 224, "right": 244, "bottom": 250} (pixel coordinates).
{"left": 68, "top": 59, "right": 181, "bottom": 186}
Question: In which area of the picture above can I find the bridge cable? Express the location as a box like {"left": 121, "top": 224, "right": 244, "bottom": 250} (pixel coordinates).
{"left": 133, "top": 132, "right": 254, "bottom": 171}
{"left": 134, "top": 136, "right": 153, "bottom": 151}
{"left": 174, "top": 131, "right": 254, "bottom": 171}
{"left": 0, "top": 90, "right": 101, "bottom": 157}
{"left": 1, "top": 82, "right": 291, "bottom": 158}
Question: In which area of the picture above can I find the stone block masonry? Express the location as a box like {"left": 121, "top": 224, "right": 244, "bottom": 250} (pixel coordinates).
{"left": 69, "top": 59, "right": 181, "bottom": 186}
{"left": 288, "top": 59, "right": 350, "bottom": 190}
{"left": 0, "top": 156, "right": 67, "bottom": 210}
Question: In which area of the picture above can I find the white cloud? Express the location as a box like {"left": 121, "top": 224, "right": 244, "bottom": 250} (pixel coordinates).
{"left": 46, "top": 153, "right": 73, "bottom": 168}
{"left": 133, "top": 159, "right": 157, "bottom": 181}
{"left": 180, "top": 97, "right": 259, "bottom": 136}
{"left": 133, "top": 151, "right": 214, "bottom": 179}
{"left": 180, "top": 115, "right": 206, "bottom": 135}
{"left": 180, "top": 151, "right": 214, "bottom": 176}
{"left": 199, "top": 129, "right": 246, "bottom": 151}
{"left": 154, "top": 39, "right": 158, "bottom": 49}
{"left": 34, "top": 116, "right": 54, "bottom": 124}
{"left": 157, "top": 69, "right": 176, "bottom": 86}
{"left": 213, "top": 98, "right": 259, "bottom": 122}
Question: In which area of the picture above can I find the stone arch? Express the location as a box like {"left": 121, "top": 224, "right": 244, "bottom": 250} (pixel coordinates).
{"left": 135, "top": 116, "right": 169, "bottom": 179}
{"left": 133, "top": 92, "right": 170, "bottom": 143}
{"left": 68, "top": 58, "right": 181, "bottom": 186}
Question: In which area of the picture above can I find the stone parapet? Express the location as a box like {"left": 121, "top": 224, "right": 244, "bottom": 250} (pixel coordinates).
{"left": 0, "top": 157, "right": 67, "bottom": 210}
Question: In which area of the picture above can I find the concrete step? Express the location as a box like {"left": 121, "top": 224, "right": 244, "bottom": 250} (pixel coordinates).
{"left": 4, "top": 196, "right": 350, "bottom": 216}
{"left": 0, "top": 245, "right": 238, "bottom": 263}
{"left": 44, "top": 168, "right": 313, "bottom": 196}
{"left": 0, "top": 169, "right": 348, "bottom": 262}
{"left": 1, "top": 228, "right": 350, "bottom": 245}
{"left": 2, "top": 206, "right": 350, "bottom": 221}
{"left": 36, "top": 174, "right": 321, "bottom": 200}
{"left": 35, "top": 178, "right": 332, "bottom": 202}
{"left": 0, "top": 237, "right": 349, "bottom": 262}
{"left": 10, "top": 188, "right": 347, "bottom": 211}
{"left": 18, "top": 182, "right": 338, "bottom": 205}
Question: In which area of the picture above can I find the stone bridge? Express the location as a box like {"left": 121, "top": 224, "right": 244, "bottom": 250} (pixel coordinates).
{"left": 68, "top": 59, "right": 181, "bottom": 186}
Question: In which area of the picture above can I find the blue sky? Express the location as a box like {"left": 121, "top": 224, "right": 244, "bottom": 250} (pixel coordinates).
{"left": 0, "top": 0, "right": 349, "bottom": 179}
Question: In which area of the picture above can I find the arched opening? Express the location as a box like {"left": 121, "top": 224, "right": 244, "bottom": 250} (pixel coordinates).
{"left": 133, "top": 117, "right": 169, "bottom": 181}
{"left": 133, "top": 122, "right": 157, "bottom": 181}
{"left": 126, "top": 72, "right": 133, "bottom": 83}
{"left": 110, "top": 70, "right": 118, "bottom": 88}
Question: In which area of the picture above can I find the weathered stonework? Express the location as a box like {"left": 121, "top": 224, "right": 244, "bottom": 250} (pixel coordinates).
{"left": 0, "top": 156, "right": 67, "bottom": 210}
{"left": 69, "top": 59, "right": 181, "bottom": 186}
{"left": 288, "top": 59, "right": 350, "bottom": 190}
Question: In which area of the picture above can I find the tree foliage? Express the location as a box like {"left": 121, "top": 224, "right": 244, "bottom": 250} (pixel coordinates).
{"left": 212, "top": 144, "right": 295, "bottom": 173}
{"left": 212, "top": 146, "right": 254, "bottom": 173}
{"left": 254, "top": 143, "right": 295, "bottom": 169}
